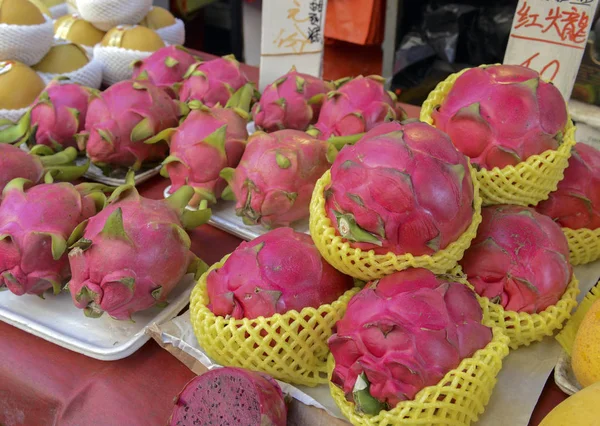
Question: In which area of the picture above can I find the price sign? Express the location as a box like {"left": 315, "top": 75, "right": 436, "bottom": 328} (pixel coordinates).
{"left": 504, "top": 0, "right": 599, "bottom": 99}
{"left": 259, "top": 0, "right": 328, "bottom": 91}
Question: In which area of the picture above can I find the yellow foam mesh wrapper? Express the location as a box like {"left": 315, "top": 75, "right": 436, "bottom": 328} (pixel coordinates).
{"left": 556, "top": 279, "right": 600, "bottom": 356}
{"left": 309, "top": 166, "right": 483, "bottom": 281}
{"left": 328, "top": 327, "right": 510, "bottom": 426}
{"left": 189, "top": 255, "right": 361, "bottom": 387}
{"left": 563, "top": 227, "right": 600, "bottom": 266}
{"left": 420, "top": 65, "right": 576, "bottom": 207}
{"left": 450, "top": 265, "right": 580, "bottom": 350}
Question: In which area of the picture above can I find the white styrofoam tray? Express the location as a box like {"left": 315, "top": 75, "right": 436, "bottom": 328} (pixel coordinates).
{"left": 0, "top": 275, "right": 195, "bottom": 361}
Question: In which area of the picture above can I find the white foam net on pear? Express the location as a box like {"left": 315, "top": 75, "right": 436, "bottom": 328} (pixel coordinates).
{"left": 50, "top": 3, "right": 69, "bottom": 19}
{"left": 76, "top": 0, "right": 153, "bottom": 31}
{"left": 94, "top": 44, "right": 153, "bottom": 86}
{"left": 156, "top": 19, "right": 186, "bottom": 46}
{"left": 0, "top": 17, "right": 54, "bottom": 66}
{"left": 37, "top": 58, "right": 103, "bottom": 89}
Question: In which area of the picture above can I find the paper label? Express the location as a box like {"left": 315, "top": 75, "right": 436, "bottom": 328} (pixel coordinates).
{"left": 261, "top": 0, "right": 327, "bottom": 56}
{"left": 504, "top": 0, "right": 599, "bottom": 99}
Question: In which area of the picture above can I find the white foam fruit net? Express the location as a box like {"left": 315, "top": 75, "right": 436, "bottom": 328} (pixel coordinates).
{"left": 156, "top": 19, "right": 186, "bottom": 46}
{"left": 76, "top": 0, "right": 153, "bottom": 31}
{"left": 38, "top": 57, "right": 103, "bottom": 89}
{"left": 94, "top": 44, "right": 153, "bottom": 86}
{"left": 50, "top": 3, "right": 69, "bottom": 19}
{"left": 0, "top": 17, "right": 54, "bottom": 66}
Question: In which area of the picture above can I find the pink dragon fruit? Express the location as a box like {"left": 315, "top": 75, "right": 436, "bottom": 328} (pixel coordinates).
{"left": 67, "top": 175, "right": 211, "bottom": 320}
{"left": 329, "top": 268, "right": 492, "bottom": 414}
{"left": 169, "top": 367, "right": 287, "bottom": 426}
{"left": 221, "top": 129, "right": 347, "bottom": 228}
{"left": 207, "top": 227, "right": 354, "bottom": 319}
{"left": 147, "top": 85, "right": 253, "bottom": 208}
{"left": 313, "top": 75, "right": 408, "bottom": 140}
{"left": 0, "top": 144, "right": 89, "bottom": 195}
{"left": 252, "top": 67, "right": 334, "bottom": 132}
{"left": 78, "top": 80, "right": 181, "bottom": 171}
{"left": 460, "top": 205, "right": 572, "bottom": 313}
{"left": 0, "top": 179, "right": 106, "bottom": 296}
{"left": 0, "top": 80, "right": 95, "bottom": 151}
{"left": 178, "top": 55, "right": 251, "bottom": 107}
{"left": 132, "top": 46, "right": 198, "bottom": 96}
{"left": 536, "top": 143, "right": 600, "bottom": 230}
{"left": 431, "top": 65, "right": 568, "bottom": 170}
{"left": 325, "top": 121, "right": 474, "bottom": 255}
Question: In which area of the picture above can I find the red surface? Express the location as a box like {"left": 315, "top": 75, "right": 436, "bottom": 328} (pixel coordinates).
{"left": 0, "top": 66, "right": 566, "bottom": 426}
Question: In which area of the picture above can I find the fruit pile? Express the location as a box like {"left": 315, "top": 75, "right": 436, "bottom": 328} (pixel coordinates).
{"left": 0, "top": 13, "right": 599, "bottom": 424}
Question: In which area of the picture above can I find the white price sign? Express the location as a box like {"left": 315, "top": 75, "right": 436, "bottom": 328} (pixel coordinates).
{"left": 259, "top": 0, "right": 328, "bottom": 91}
{"left": 504, "top": 0, "right": 599, "bottom": 99}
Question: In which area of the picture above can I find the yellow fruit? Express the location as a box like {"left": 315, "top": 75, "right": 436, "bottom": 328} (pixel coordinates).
{"left": 29, "top": 0, "right": 52, "bottom": 16}
{"left": 572, "top": 299, "right": 600, "bottom": 387}
{"left": 32, "top": 43, "right": 89, "bottom": 74}
{"left": 0, "top": 0, "right": 46, "bottom": 25}
{"left": 539, "top": 381, "right": 600, "bottom": 426}
{"left": 0, "top": 61, "right": 46, "bottom": 110}
{"left": 54, "top": 14, "right": 106, "bottom": 47}
{"left": 41, "top": 0, "right": 64, "bottom": 6}
{"left": 101, "top": 25, "right": 165, "bottom": 52}
{"left": 139, "top": 6, "right": 176, "bottom": 30}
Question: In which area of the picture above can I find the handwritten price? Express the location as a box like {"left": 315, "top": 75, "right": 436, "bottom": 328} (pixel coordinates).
{"left": 521, "top": 53, "right": 561, "bottom": 80}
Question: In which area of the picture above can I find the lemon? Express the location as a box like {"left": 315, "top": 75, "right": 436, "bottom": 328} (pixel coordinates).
{"left": 101, "top": 25, "right": 165, "bottom": 52}
{"left": 572, "top": 298, "right": 600, "bottom": 387}
{"left": 0, "top": 61, "right": 46, "bottom": 110}
{"left": 539, "top": 381, "right": 600, "bottom": 425}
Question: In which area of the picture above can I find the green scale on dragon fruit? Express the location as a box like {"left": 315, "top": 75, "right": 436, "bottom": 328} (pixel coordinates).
{"left": 220, "top": 128, "right": 359, "bottom": 228}
{"left": 536, "top": 143, "right": 600, "bottom": 230}
{"left": 431, "top": 64, "right": 568, "bottom": 170}
{"left": 325, "top": 121, "right": 475, "bottom": 256}
{"left": 460, "top": 205, "right": 572, "bottom": 314}
{"left": 0, "top": 79, "right": 97, "bottom": 152}
{"left": 207, "top": 227, "right": 354, "bottom": 319}
{"left": 252, "top": 67, "right": 334, "bottom": 132}
{"left": 0, "top": 178, "right": 108, "bottom": 296}
{"left": 329, "top": 268, "right": 492, "bottom": 415}
{"left": 312, "top": 75, "right": 408, "bottom": 140}
{"left": 178, "top": 55, "right": 252, "bottom": 108}
{"left": 77, "top": 80, "right": 183, "bottom": 173}
{"left": 169, "top": 367, "right": 287, "bottom": 426}
{"left": 132, "top": 46, "right": 198, "bottom": 97}
{"left": 66, "top": 172, "right": 212, "bottom": 321}
{"left": 145, "top": 84, "right": 254, "bottom": 209}
{"left": 0, "top": 144, "right": 89, "bottom": 195}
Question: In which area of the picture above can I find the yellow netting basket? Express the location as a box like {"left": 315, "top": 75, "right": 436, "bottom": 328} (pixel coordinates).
{"left": 556, "top": 280, "right": 600, "bottom": 356}
{"left": 470, "top": 273, "right": 580, "bottom": 350}
{"left": 328, "top": 327, "right": 510, "bottom": 426}
{"left": 420, "top": 65, "right": 576, "bottom": 207}
{"left": 563, "top": 227, "right": 600, "bottom": 266}
{"left": 189, "top": 256, "right": 361, "bottom": 387}
{"left": 309, "top": 166, "right": 483, "bottom": 281}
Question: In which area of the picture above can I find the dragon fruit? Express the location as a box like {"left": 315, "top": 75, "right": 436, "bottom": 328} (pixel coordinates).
{"left": 132, "top": 46, "right": 198, "bottom": 96}
{"left": 252, "top": 68, "right": 334, "bottom": 132}
{"left": 431, "top": 65, "right": 568, "bottom": 170}
{"left": 0, "top": 180, "right": 106, "bottom": 296}
{"left": 147, "top": 85, "right": 253, "bottom": 208}
{"left": 207, "top": 227, "right": 354, "bottom": 319}
{"left": 178, "top": 55, "right": 251, "bottom": 107}
{"left": 460, "top": 205, "right": 572, "bottom": 313}
{"left": 220, "top": 129, "right": 349, "bottom": 228}
{"left": 536, "top": 143, "right": 600, "bottom": 230}
{"left": 329, "top": 268, "right": 492, "bottom": 414}
{"left": 67, "top": 174, "right": 211, "bottom": 320}
{"left": 0, "top": 144, "right": 89, "bottom": 195}
{"left": 0, "top": 80, "right": 95, "bottom": 151}
{"left": 169, "top": 367, "right": 287, "bottom": 426}
{"left": 313, "top": 75, "right": 408, "bottom": 140}
{"left": 78, "top": 80, "right": 181, "bottom": 171}
{"left": 325, "top": 121, "right": 474, "bottom": 255}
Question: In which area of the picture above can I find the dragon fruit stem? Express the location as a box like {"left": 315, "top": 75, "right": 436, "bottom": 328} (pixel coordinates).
{"left": 0, "top": 110, "right": 31, "bottom": 145}
{"left": 37, "top": 147, "right": 78, "bottom": 166}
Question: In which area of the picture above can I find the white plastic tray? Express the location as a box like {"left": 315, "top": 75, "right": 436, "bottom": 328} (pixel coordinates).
{"left": 0, "top": 274, "right": 195, "bottom": 361}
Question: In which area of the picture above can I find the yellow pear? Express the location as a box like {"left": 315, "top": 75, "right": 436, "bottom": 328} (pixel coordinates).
{"left": 33, "top": 43, "right": 89, "bottom": 74}
{"left": 54, "top": 14, "right": 106, "bottom": 47}
{"left": 572, "top": 298, "right": 600, "bottom": 387}
{"left": 0, "top": 0, "right": 46, "bottom": 25}
{"left": 539, "top": 381, "right": 600, "bottom": 426}
{"left": 41, "top": 0, "right": 65, "bottom": 6}
{"left": 0, "top": 61, "right": 46, "bottom": 110}
{"left": 101, "top": 25, "right": 165, "bottom": 52}
{"left": 139, "top": 6, "right": 176, "bottom": 30}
